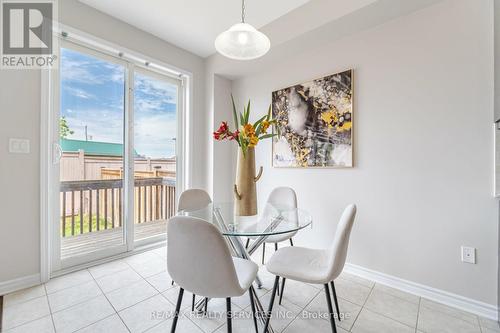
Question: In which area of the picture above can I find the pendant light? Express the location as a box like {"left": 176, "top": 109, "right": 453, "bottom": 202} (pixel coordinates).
{"left": 215, "top": 0, "right": 271, "bottom": 60}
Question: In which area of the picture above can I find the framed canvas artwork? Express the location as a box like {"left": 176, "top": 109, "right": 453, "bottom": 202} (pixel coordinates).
{"left": 272, "top": 69, "right": 353, "bottom": 168}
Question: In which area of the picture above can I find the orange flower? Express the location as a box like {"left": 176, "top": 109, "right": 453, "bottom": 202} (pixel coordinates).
{"left": 242, "top": 123, "right": 255, "bottom": 137}
{"left": 248, "top": 135, "right": 259, "bottom": 148}
{"left": 261, "top": 120, "right": 270, "bottom": 133}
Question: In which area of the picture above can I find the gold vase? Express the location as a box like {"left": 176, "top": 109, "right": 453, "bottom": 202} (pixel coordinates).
{"left": 234, "top": 147, "right": 263, "bottom": 216}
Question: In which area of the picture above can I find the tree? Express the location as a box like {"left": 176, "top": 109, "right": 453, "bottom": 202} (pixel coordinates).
{"left": 60, "top": 116, "right": 74, "bottom": 139}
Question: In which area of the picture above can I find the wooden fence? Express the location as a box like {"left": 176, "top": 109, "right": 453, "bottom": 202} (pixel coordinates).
{"left": 60, "top": 177, "right": 176, "bottom": 237}
{"left": 60, "top": 152, "right": 176, "bottom": 182}
{"left": 100, "top": 168, "right": 175, "bottom": 179}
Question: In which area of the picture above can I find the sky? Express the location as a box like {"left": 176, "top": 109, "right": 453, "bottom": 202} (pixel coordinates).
{"left": 60, "top": 47, "right": 177, "bottom": 159}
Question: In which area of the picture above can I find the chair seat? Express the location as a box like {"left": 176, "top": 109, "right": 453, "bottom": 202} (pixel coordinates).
{"left": 266, "top": 246, "right": 331, "bottom": 284}
{"left": 233, "top": 257, "right": 258, "bottom": 291}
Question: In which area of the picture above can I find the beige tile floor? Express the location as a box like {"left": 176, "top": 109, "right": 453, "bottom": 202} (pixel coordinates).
{"left": 1, "top": 245, "right": 499, "bottom": 333}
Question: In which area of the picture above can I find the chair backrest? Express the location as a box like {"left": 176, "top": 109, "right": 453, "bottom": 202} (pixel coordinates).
{"left": 266, "top": 187, "right": 297, "bottom": 210}
{"left": 264, "top": 187, "right": 299, "bottom": 230}
{"left": 326, "top": 204, "right": 357, "bottom": 280}
{"left": 177, "top": 189, "right": 212, "bottom": 212}
{"left": 167, "top": 216, "right": 244, "bottom": 297}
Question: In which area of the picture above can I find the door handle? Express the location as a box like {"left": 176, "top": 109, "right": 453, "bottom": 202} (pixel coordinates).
{"left": 53, "top": 142, "right": 62, "bottom": 164}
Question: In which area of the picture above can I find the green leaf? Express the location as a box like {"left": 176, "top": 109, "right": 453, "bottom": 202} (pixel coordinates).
{"left": 239, "top": 132, "right": 247, "bottom": 156}
{"left": 259, "top": 133, "right": 276, "bottom": 140}
{"left": 266, "top": 104, "right": 272, "bottom": 121}
{"left": 245, "top": 100, "right": 251, "bottom": 124}
{"left": 254, "top": 115, "right": 267, "bottom": 136}
{"left": 231, "top": 94, "right": 239, "bottom": 130}
{"left": 254, "top": 115, "right": 267, "bottom": 127}
{"left": 239, "top": 112, "right": 245, "bottom": 126}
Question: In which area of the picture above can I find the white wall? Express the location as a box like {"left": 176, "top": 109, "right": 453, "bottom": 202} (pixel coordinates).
{"left": 495, "top": 0, "right": 500, "bottom": 122}
{"left": 212, "top": 75, "right": 237, "bottom": 202}
{"left": 230, "top": 0, "right": 497, "bottom": 305}
{"left": 0, "top": 0, "right": 207, "bottom": 285}
{"left": 0, "top": 70, "right": 42, "bottom": 283}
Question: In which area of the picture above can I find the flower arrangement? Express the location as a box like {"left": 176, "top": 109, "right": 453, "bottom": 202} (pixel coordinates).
{"left": 213, "top": 96, "right": 276, "bottom": 155}
{"left": 213, "top": 96, "right": 276, "bottom": 215}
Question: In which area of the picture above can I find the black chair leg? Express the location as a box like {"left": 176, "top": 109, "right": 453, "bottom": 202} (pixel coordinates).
{"left": 226, "top": 298, "right": 232, "bottom": 333}
{"left": 274, "top": 243, "right": 278, "bottom": 251}
{"left": 324, "top": 284, "right": 337, "bottom": 333}
{"left": 171, "top": 288, "right": 184, "bottom": 333}
{"left": 330, "top": 281, "right": 341, "bottom": 321}
{"left": 290, "top": 238, "right": 294, "bottom": 246}
{"left": 279, "top": 278, "right": 286, "bottom": 305}
{"left": 248, "top": 287, "right": 259, "bottom": 333}
{"left": 262, "top": 244, "right": 266, "bottom": 264}
{"left": 246, "top": 238, "right": 250, "bottom": 249}
{"left": 263, "top": 276, "right": 280, "bottom": 333}
{"left": 204, "top": 297, "right": 208, "bottom": 314}
{"left": 171, "top": 279, "right": 175, "bottom": 286}
{"left": 191, "top": 293, "right": 196, "bottom": 312}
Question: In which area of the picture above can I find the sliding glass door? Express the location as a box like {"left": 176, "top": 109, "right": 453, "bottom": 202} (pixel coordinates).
{"left": 53, "top": 40, "right": 181, "bottom": 270}
{"left": 56, "top": 42, "right": 127, "bottom": 268}
{"left": 133, "top": 70, "right": 179, "bottom": 243}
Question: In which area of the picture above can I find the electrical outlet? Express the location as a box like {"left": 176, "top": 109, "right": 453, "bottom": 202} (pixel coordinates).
{"left": 461, "top": 246, "right": 476, "bottom": 264}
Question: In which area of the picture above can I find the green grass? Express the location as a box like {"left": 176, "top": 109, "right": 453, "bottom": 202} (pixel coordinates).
{"left": 62, "top": 214, "right": 119, "bottom": 236}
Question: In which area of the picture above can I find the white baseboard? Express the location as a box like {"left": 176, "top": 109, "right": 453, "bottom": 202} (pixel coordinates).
{"left": 0, "top": 274, "right": 41, "bottom": 296}
{"left": 344, "top": 263, "right": 498, "bottom": 321}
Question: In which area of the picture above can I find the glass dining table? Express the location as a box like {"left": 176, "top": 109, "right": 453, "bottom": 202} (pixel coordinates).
{"left": 178, "top": 202, "right": 313, "bottom": 332}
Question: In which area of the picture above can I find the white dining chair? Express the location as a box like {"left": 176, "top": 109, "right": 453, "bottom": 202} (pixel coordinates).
{"left": 246, "top": 187, "right": 298, "bottom": 264}
{"left": 172, "top": 188, "right": 212, "bottom": 311}
{"left": 167, "top": 216, "right": 259, "bottom": 333}
{"left": 263, "top": 204, "right": 357, "bottom": 333}
{"left": 177, "top": 188, "right": 212, "bottom": 212}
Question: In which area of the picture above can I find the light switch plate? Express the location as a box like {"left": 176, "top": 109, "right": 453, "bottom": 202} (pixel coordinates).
{"left": 461, "top": 246, "right": 476, "bottom": 264}
{"left": 9, "top": 138, "right": 30, "bottom": 154}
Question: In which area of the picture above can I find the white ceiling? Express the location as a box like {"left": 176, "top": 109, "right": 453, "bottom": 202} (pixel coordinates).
{"left": 79, "top": 0, "right": 311, "bottom": 57}
{"left": 206, "top": 0, "right": 444, "bottom": 79}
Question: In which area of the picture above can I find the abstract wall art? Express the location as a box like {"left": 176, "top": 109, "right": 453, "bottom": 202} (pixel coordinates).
{"left": 272, "top": 69, "right": 353, "bottom": 168}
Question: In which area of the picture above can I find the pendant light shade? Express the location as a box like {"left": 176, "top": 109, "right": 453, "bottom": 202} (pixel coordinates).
{"left": 215, "top": 1, "right": 271, "bottom": 60}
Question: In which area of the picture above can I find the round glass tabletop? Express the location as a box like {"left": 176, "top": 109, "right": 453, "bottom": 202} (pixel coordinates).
{"left": 178, "top": 202, "right": 313, "bottom": 236}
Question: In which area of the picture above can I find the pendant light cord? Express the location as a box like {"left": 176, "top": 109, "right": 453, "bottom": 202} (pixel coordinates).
{"left": 241, "top": 0, "right": 246, "bottom": 23}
